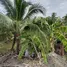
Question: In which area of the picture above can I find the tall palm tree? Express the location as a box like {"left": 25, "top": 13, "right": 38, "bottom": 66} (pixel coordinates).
{"left": 46, "top": 12, "right": 57, "bottom": 25}
{"left": 0, "top": 0, "right": 46, "bottom": 54}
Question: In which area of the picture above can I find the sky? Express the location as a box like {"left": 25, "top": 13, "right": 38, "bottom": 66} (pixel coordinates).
{"left": 0, "top": 0, "right": 67, "bottom": 17}
{"left": 27, "top": 0, "right": 67, "bottom": 17}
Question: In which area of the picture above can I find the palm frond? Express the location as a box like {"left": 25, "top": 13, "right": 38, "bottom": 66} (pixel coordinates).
{"left": 18, "top": 39, "right": 29, "bottom": 59}
{"left": 14, "top": 0, "right": 22, "bottom": 20}
{"left": 0, "top": 0, "right": 14, "bottom": 17}
{"left": 19, "top": 1, "right": 32, "bottom": 20}
{"left": 24, "top": 4, "right": 46, "bottom": 19}
{"left": 14, "top": 0, "right": 31, "bottom": 20}
{"left": 22, "top": 23, "right": 50, "bottom": 53}
{"left": 20, "top": 22, "right": 50, "bottom": 62}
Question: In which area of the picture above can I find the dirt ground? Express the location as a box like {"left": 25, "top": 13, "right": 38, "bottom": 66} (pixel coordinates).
{"left": 0, "top": 52, "right": 48, "bottom": 67}
{"left": 0, "top": 42, "right": 48, "bottom": 67}
{"left": 0, "top": 52, "right": 67, "bottom": 67}
{"left": 0, "top": 42, "right": 67, "bottom": 67}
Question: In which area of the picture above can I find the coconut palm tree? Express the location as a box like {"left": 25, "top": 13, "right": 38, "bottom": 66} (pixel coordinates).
{"left": 46, "top": 12, "right": 57, "bottom": 25}
{"left": 0, "top": 0, "right": 46, "bottom": 54}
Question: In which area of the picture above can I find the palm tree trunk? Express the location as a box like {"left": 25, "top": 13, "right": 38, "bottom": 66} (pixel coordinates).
{"left": 11, "top": 32, "right": 16, "bottom": 51}
{"left": 16, "top": 34, "right": 20, "bottom": 55}
{"left": 11, "top": 33, "right": 20, "bottom": 55}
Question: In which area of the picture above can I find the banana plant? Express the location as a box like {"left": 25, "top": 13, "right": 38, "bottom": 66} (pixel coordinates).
{"left": 50, "top": 21, "right": 67, "bottom": 52}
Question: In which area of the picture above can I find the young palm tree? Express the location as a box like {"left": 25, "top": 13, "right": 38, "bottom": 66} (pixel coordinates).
{"left": 19, "top": 18, "right": 51, "bottom": 63}
{"left": 0, "top": 0, "right": 46, "bottom": 54}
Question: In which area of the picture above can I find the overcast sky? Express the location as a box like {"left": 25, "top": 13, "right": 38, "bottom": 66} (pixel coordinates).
{"left": 0, "top": 0, "right": 67, "bottom": 17}
{"left": 28, "top": 0, "right": 67, "bottom": 17}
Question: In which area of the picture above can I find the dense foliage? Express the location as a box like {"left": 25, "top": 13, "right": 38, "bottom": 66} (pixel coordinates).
{"left": 0, "top": 0, "right": 67, "bottom": 63}
{"left": 0, "top": 0, "right": 45, "bottom": 54}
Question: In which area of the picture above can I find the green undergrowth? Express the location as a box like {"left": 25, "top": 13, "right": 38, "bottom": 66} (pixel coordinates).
{"left": 0, "top": 41, "right": 12, "bottom": 55}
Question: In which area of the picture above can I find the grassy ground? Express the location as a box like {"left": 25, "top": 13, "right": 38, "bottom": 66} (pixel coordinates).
{"left": 0, "top": 41, "right": 67, "bottom": 61}
{"left": 0, "top": 41, "right": 12, "bottom": 55}
{"left": 0, "top": 41, "right": 67, "bottom": 67}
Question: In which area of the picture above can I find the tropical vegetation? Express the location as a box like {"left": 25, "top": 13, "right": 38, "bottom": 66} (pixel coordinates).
{"left": 0, "top": 0, "right": 67, "bottom": 63}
